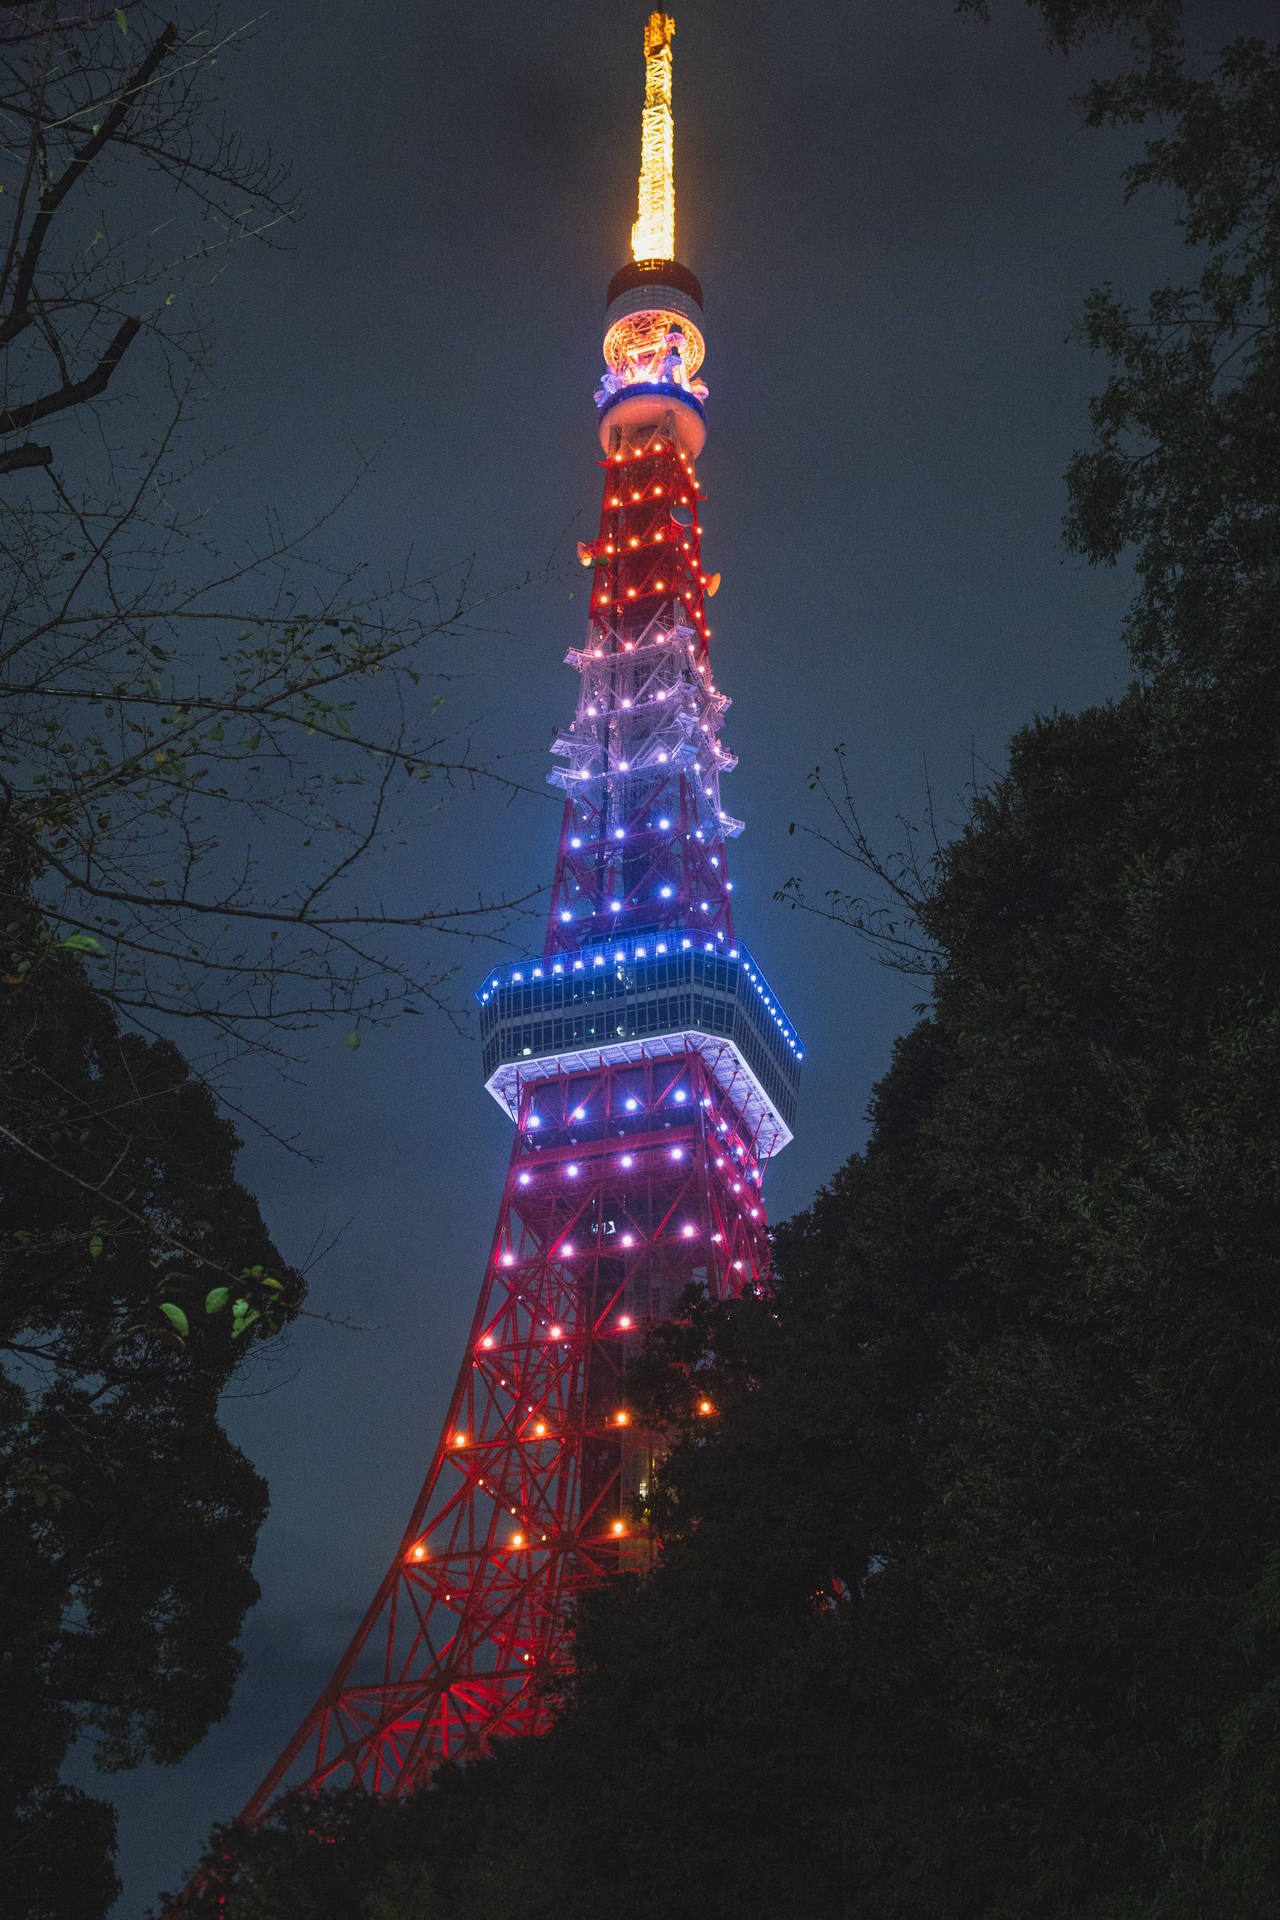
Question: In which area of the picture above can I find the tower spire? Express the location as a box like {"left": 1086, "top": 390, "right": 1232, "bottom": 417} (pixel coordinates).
{"left": 631, "top": 11, "right": 676, "bottom": 264}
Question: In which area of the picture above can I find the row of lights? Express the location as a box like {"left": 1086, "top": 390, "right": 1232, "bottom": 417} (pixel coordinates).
{"left": 478, "top": 942, "right": 805, "bottom": 1059}
{"left": 482, "top": 930, "right": 737, "bottom": 1004}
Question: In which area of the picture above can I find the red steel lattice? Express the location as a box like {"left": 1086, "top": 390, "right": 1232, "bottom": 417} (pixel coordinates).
{"left": 241, "top": 1047, "right": 769, "bottom": 1813}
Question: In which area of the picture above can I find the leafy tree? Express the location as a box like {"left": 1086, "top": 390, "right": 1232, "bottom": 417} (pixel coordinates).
{"left": 1, "top": 868, "right": 302, "bottom": 1918}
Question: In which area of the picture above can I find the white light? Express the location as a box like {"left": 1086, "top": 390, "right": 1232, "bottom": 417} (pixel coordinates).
{"left": 533, "top": 967, "right": 543, "bottom": 978}
{"left": 573, "top": 959, "right": 584, "bottom": 970}
{"left": 573, "top": 1106, "right": 586, "bottom": 1118}
{"left": 659, "top": 817, "right": 671, "bottom": 829}
{"left": 528, "top": 1115, "right": 541, "bottom": 1129}
{"left": 660, "top": 886, "right": 673, "bottom": 898}
{"left": 614, "top": 949, "right": 626, "bottom": 961}
{"left": 567, "top": 1162, "right": 579, "bottom": 1176}
{"left": 513, "top": 970, "right": 524, "bottom": 981}
{"left": 562, "top": 1244, "right": 574, "bottom": 1257}
{"left": 519, "top": 1173, "right": 531, "bottom": 1186}
{"left": 675, "top": 1090, "right": 687, "bottom": 1103}
{"left": 614, "top": 828, "right": 626, "bottom": 840}
{"left": 671, "top": 1146, "right": 684, "bottom": 1160}
{"left": 560, "top": 910, "right": 573, "bottom": 922}
{"left": 610, "top": 900, "right": 623, "bottom": 912}
{"left": 635, "top": 946, "right": 646, "bottom": 958}
{"left": 681, "top": 938, "right": 692, "bottom": 950}
{"left": 656, "top": 941, "right": 668, "bottom": 953}
{"left": 621, "top": 1233, "right": 635, "bottom": 1247}
{"left": 502, "top": 1252, "right": 515, "bottom": 1266}
{"left": 626, "top": 1097, "right": 638, "bottom": 1111}
{"left": 682, "top": 1224, "right": 696, "bottom": 1237}
{"left": 619, "top": 761, "right": 630, "bottom": 771}
{"left": 621, "top": 1154, "right": 634, "bottom": 1168}
{"left": 570, "top": 836, "right": 582, "bottom": 848}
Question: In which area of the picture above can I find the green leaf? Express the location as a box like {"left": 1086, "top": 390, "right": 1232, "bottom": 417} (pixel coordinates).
{"left": 205, "top": 1286, "right": 230, "bottom": 1314}
{"left": 260, "top": 1276, "right": 283, "bottom": 1292}
{"left": 346, "top": 1030, "right": 361, "bottom": 1051}
{"left": 61, "top": 933, "right": 105, "bottom": 954}
{"left": 158, "top": 1302, "right": 189, "bottom": 1337}
{"left": 114, "top": 7, "right": 127, "bottom": 33}
{"left": 88, "top": 1233, "right": 104, "bottom": 1258}
{"left": 231, "top": 1308, "right": 260, "bottom": 1338}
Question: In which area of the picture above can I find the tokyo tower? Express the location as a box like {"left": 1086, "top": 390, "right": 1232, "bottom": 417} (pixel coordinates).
{"left": 242, "top": 10, "right": 803, "bottom": 1815}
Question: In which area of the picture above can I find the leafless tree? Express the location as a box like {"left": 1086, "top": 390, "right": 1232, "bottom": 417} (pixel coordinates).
{"left": 0, "top": 4, "right": 538, "bottom": 1063}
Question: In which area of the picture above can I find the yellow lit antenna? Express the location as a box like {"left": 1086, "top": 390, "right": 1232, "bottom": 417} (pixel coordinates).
{"left": 631, "top": 12, "right": 676, "bottom": 263}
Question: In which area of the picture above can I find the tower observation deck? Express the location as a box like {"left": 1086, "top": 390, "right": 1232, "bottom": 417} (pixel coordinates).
{"left": 237, "top": 10, "right": 802, "bottom": 1814}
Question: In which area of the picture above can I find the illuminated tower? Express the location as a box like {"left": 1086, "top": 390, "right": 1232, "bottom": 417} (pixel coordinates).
{"left": 241, "top": 11, "right": 802, "bottom": 1813}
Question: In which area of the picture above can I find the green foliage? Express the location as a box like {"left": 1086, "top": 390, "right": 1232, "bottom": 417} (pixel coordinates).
{"left": 1065, "top": 37, "right": 1280, "bottom": 679}
{"left": 0, "top": 868, "right": 303, "bottom": 1918}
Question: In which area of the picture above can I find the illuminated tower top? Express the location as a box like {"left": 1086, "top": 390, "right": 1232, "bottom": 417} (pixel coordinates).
{"left": 631, "top": 11, "right": 676, "bottom": 263}
{"left": 598, "top": 12, "right": 705, "bottom": 458}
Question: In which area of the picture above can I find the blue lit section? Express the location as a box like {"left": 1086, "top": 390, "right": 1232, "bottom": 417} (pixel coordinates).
{"left": 476, "top": 934, "right": 805, "bottom": 1062}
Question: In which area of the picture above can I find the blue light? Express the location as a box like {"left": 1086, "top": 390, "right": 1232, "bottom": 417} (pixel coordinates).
{"left": 610, "top": 900, "right": 623, "bottom": 911}
{"left": 528, "top": 1115, "right": 541, "bottom": 1129}
{"left": 626, "top": 1098, "right": 638, "bottom": 1111}
{"left": 675, "top": 1090, "right": 687, "bottom": 1103}
{"left": 660, "top": 885, "right": 673, "bottom": 898}
{"left": 594, "top": 956, "right": 605, "bottom": 967}
{"left": 614, "top": 827, "right": 626, "bottom": 840}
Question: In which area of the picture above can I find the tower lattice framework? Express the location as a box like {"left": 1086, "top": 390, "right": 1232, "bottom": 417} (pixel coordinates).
{"left": 239, "top": 10, "right": 803, "bottom": 1818}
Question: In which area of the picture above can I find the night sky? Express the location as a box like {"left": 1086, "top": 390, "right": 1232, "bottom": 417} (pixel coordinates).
{"left": 78, "top": 1, "right": 1268, "bottom": 1909}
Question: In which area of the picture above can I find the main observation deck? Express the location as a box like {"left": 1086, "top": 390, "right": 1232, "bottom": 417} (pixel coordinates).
{"left": 478, "top": 932, "right": 803, "bottom": 1161}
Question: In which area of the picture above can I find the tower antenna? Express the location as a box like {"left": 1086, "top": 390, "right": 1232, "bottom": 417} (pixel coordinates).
{"left": 631, "top": 12, "right": 677, "bottom": 263}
